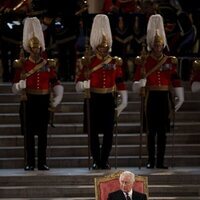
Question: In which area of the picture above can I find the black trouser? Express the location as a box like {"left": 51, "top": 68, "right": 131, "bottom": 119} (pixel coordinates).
{"left": 22, "top": 94, "right": 50, "bottom": 167}
{"left": 84, "top": 92, "right": 115, "bottom": 167}
{"left": 146, "top": 91, "right": 170, "bottom": 166}
{"left": 147, "top": 129, "right": 167, "bottom": 166}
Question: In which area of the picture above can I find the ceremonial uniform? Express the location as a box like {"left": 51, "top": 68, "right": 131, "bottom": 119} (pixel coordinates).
{"left": 76, "top": 14, "right": 128, "bottom": 169}
{"left": 134, "top": 55, "right": 181, "bottom": 88}
{"left": 12, "top": 57, "right": 61, "bottom": 169}
{"left": 132, "top": 14, "right": 184, "bottom": 168}
{"left": 12, "top": 17, "right": 64, "bottom": 170}
{"left": 133, "top": 54, "right": 181, "bottom": 167}
{"left": 76, "top": 55, "right": 126, "bottom": 168}
{"left": 190, "top": 59, "right": 200, "bottom": 92}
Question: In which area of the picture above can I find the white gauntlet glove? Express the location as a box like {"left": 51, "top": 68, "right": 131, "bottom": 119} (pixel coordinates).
{"left": 174, "top": 87, "right": 184, "bottom": 112}
{"left": 191, "top": 81, "right": 200, "bottom": 92}
{"left": 12, "top": 80, "right": 26, "bottom": 94}
{"left": 132, "top": 78, "right": 147, "bottom": 93}
{"left": 115, "top": 90, "right": 128, "bottom": 117}
{"left": 52, "top": 85, "right": 64, "bottom": 108}
{"left": 75, "top": 80, "right": 90, "bottom": 92}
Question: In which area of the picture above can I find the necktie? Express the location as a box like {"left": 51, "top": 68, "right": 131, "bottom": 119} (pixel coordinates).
{"left": 126, "top": 192, "right": 131, "bottom": 200}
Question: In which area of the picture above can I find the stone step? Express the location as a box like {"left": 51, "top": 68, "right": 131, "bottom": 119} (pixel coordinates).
{"left": 1, "top": 100, "right": 200, "bottom": 113}
{"left": 1, "top": 184, "right": 199, "bottom": 198}
{"left": 0, "top": 82, "right": 199, "bottom": 199}
{"left": 0, "top": 199, "right": 94, "bottom": 200}
{"left": 0, "top": 168, "right": 199, "bottom": 199}
{"left": 149, "top": 185, "right": 200, "bottom": 197}
{"left": 1, "top": 198, "right": 200, "bottom": 200}
{"left": 0, "top": 155, "right": 199, "bottom": 169}
{"left": 1, "top": 111, "right": 200, "bottom": 124}
{"left": 0, "top": 133, "right": 199, "bottom": 146}
{"left": 150, "top": 198, "right": 200, "bottom": 200}
{"left": 1, "top": 122, "right": 200, "bottom": 135}
{"left": 1, "top": 168, "right": 200, "bottom": 184}
{"left": 0, "top": 143, "right": 199, "bottom": 157}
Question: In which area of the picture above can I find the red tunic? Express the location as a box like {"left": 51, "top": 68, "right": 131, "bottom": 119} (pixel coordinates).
{"left": 190, "top": 71, "right": 200, "bottom": 84}
{"left": 13, "top": 58, "right": 60, "bottom": 93}
{"left": 133, "top": 54, "right": 181, "bottom": 88}
{"left": 190, "top": 60, "right": 200, "bottom": 84}
{"left": 76, "top": 55, "right": 126, "bottom": 91}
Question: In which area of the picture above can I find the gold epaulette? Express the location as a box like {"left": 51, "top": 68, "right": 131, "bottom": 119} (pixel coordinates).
{"left": 134, "top": 56, "right": 143, "bottom": 65}
{"left": 193, "top": 59, "right": 200, "bottom": 71}
{"left": 47, "top": 58, "right": 57, "bottom": 68}
{"left": 113, "top": 56, "right": 123, "bottom": 66}
{"left": 170, "top": 56, "right": 178, "bottom": 64}
{"left": 81, "top": 55, "right": 94, "bottom": 66}
{"left": 13, "top": 59, "right": 24, "bottom": 68}
{"left": 81, "top": 56, "right": 88, "bottom": 66}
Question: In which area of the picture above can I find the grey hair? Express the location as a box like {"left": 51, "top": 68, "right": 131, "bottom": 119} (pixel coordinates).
{"left": 119, "top": 171, "right": 135, "bottom": 184}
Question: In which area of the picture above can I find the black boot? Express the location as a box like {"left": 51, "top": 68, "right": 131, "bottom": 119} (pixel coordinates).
{"left": 38, "top": 164, "right": 49, "bottom": 170}
{"left": 157, "top": 131, "right": 167, "bottom": 169}
{"left": 92, "top": 162, "right": 100, "bottom": 170}
{"left": 24, "top": 165, "right": 34, "bottom": 171}
{"left": 101, "top": 162, "right": 111, "bottom": 170}
{"left": 147, "top": 132, "right": 155, "bottom": 169}
{"left": 156, "top": 164, "right": 168, "bottom": 169}
{"left": 146, "top": 162, "right": 154, "bottom": 169}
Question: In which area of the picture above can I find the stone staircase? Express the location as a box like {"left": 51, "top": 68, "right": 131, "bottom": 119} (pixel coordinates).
{"left": 0, "top": 81, "right": 200, "bottom": 199}
{"left": 0, "top": 167, "right": 200, "bottom": 199}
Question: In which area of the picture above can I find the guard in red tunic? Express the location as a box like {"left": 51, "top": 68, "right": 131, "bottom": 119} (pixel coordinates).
{"left": 191, "top": 59, "right": 200, "bottom": 92}
{"left": 76, "top": 14, "right": 128, "bottom": 169}
{"left": 12, "top": 17, "right": 64, "bottom": 171}
{"left": 133, "top": 14, "right": 184, "bottom": 169}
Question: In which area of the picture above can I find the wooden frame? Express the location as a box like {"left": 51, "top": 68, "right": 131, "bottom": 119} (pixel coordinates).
{"left": 94, "top": 170, "right": 149, "bottom": 200}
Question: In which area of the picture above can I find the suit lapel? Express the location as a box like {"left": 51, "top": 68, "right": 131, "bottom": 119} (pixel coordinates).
{"left": 119, "top": 190, "right": 127, "bottom": 200}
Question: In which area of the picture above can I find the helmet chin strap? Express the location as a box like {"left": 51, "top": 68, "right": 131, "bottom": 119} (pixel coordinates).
{"left": 29, "top": 48, "right": 42, "bottom": 63}
{"left": 96, "top": 47, "right": 109, "bottom": 59}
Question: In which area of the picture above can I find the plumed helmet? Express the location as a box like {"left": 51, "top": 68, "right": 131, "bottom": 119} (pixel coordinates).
{"left": 23, "top": 17, "right": 45, "bottom": 53}
{"left": 90, "top": 14, "right": 112, "bottom": 52}
{"left": 146, "top": 14, "right": 168, "bottom": 51}
{"left": 29, "top": 36, "right": 41, "bottom": 49}
{"left": 101, "top": 34, "right": 109, "bottom": 48}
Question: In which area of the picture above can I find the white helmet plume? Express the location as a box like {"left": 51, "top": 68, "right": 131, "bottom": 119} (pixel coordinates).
{"left": 23, "top": 17, "right": 45, "bottom": 53}
{"left": 146, "top": 14, "right": 168, "bottom": 51}
{"left": 90, "top": 14, "right": 112, "bottom": 52}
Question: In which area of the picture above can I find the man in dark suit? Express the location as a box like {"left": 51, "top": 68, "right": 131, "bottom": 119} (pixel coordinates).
{"left": 108, "top": 171, "right": 147, "bottom": 200}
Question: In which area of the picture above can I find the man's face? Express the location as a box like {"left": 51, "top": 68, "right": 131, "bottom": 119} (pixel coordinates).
{"left": 152, "top": 41, "right": 164, "bottom": 54}
{"left": 30, "top": 47, "right": 41, "bottom": 55}
{"left": 120, "top": 175, "right": 133, "bottom": 193}
{"left": 96, "top": 45, "right": 109, "bottom": 58}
